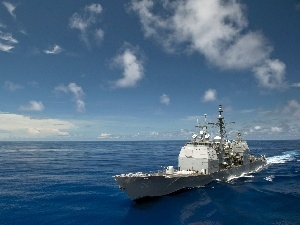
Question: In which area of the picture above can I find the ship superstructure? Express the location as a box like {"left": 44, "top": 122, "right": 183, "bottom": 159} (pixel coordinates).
{"left": 114, "top": 105, "right": 266, "bottom": 200}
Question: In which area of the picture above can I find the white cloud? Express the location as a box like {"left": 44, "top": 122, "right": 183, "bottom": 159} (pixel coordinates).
{"left": 69, "top": 3, "right": 104, "bottom": 47}
{"left": 130, "top": 0, "right": 286, "bottom": 89}
{"left": 148, "top": 131, "right": 159, "bottom": 136}
{"left": 94, "top": 28, "right": 104, "bottom": 43}
{"left": 44, "top": 45, "right": 63, "bottom": 55}
{"left": 98, "top": 133, "right": 111, "bottom": 138}
{"left": 282, "top": 99, "right": 300, "bottom": 118}
{"left": 271, "top": 127, "right": 282, "bottom": 132}
{"left": 202, "top": 89, "right": 217, "bottom": 102}
{"left": 0, "top": 31, "right": 18, "bottom": 52}
{"left": 253, "top": 59, "right": 287, "bottom": 89}
{"left": 68, "top": 83, "right": 84, "bottom": 99}
{"left": 215, "top": 32, "right": 271, "bottom": 70}
{"left": 54, "top": 83, "right": 68, "bottom": 93}
{"left": 0, "top": 31, "right": 17, "bottom": 43}
{"left": 112, "top": 47, "right": 144, "bottom": 88}
{"left": 0, "top": 43, "right": 13, "bottom": 52}
{"left": 244, "top": 103, "right": 300, "bottom": 139}
{"left": 2, "top": 1, "right": 16, "bottom": 19}
{"left": 254, "top": 125, "right": 261, "bottom": 130}
{"left": 0, "top": 113, "right": 75, "bottom": 139}
{"left": 19, "top": 101, "right": 44, "bottom": 111}
{"left": 4, "top": 80, "right": 23, "bottom": 92}
{"left": 97, "top": 132, "right": 119, "bottom": 139}
{"left": 54, "top": 83, "right": 85, "bottom": 112}
{"left": 86, "top": 3, "right": 102, "bottom": 14}
{"left": 160, "top": 94, "right": 170, "bottom": 105}
{"left": 291, "top": 82, "right": 300, "bottom": 88}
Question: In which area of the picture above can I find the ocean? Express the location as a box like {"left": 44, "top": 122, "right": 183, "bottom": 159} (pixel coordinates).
{"left": 0, "top": 140, "right": 299, "bottom": 225}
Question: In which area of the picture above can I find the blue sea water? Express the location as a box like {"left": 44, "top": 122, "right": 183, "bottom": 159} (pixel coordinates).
{"left": 0, "top": 140, "right": 299, "bottom": 225}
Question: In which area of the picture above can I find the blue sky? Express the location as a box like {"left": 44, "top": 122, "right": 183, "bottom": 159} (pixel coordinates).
{"left": 1, "top": 0, "right": 300, "bottom": 141}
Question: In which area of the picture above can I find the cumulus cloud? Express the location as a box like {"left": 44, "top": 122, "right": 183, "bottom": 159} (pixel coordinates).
{"left": 254, "top": 126, "right": 261, "bottom": 130}
{"left": 54, "top": 83, "right": 85, "bottom": 112}
{"left": 271, "top": 127, "right": 282, "bottom": 132}
{"left": 130, "top": 0, "right": 286, "bottom": 89}
{"left": 0, "top": 31, "right": 18, "bottom": 52}
{"left": 160, "top": 94, "right": 170, "bottom": 105}
{"left": 4, "top": 80, "right": 23, "bottom": 92}
{"left": 98, "top": 133, "right": 111, "bottom": 138}
{"left": 44, "top": 45, "right": 63, "bottom": 54}
{"left": 19, "top": 101, "right": 44, "bottom": 111}
{"left": 69, "top": 3, "right": 104, "bottom": 47}
{"left": 0, "top": 113, "right": 74, "bottom": 139}
{"left": 252, "top": 59, "right": 287, "bottom": 89}
{"left": 202, "top": 89, "right": 217, "bottom": 102}
{"left": 112, "top": 46, "right": 144, "bottom": 88}
{"left": 97, "top": 133, "right": 120, "bottom": 139}
{"left": 97, "top": 132, "right": 122, "bottom": 139}
{"left": 2, "top": 1, "right": 16, "bottom": 19}
{"left": 282, "top": 99, "right": 300, "bottom": 118}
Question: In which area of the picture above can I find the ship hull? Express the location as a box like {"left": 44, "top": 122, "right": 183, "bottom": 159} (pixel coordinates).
{"left": 114, "top": 160, "right": 266, "bottom": 200}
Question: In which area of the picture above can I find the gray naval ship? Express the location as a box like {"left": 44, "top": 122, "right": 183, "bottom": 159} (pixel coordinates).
{"left": 114, "top": 105, "right": 267, "bottom": 201}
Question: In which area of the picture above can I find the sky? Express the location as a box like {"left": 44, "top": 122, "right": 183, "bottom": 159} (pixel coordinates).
{"left": 0, "top": 0, "right": 300, "bottom": 141}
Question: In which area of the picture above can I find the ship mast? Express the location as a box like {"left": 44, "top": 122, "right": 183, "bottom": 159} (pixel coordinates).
{"left": 217, "top": 105, "right": 226, "bottom": 140}
{"left": 209, "top": 105, "right": 227, "bottom": 141}
{"left": 194, "top": 114, "right": 210, "bottom": 142}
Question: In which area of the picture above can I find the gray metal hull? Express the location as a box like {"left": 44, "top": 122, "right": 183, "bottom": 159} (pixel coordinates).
{"left": 114, "top": 160, "right": 266, "bottom": 200}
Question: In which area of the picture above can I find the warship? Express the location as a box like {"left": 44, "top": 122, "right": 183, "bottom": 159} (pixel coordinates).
{"left": 114, "top": 105, "right": 267, "bottom": 201}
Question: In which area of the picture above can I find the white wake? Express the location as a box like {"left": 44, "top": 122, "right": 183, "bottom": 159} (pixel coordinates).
{"left": 266, "top": 150, "right": 299, "bottom": 165}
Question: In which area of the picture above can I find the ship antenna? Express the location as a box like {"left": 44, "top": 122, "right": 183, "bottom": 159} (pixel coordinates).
{"left": 208, "top": 105, "right": 226, "bottom": 140}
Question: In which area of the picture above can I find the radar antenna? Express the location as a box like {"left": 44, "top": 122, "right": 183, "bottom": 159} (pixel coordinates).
{"left": 194, "top": 114, "right": 209, "bottom": 141}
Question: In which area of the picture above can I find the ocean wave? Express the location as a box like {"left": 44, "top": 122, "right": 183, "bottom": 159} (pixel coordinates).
{"left": 226, "top": 173, "right": 254, "bottom": 182}
{"left": 266, "top": 150, "right": 300, "bottom": 164}
{"left": 264, "top": 175, "right": 275, "bottom": 182}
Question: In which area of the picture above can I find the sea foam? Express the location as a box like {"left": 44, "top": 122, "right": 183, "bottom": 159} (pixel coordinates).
{"left": 266, "top": 150, "right": 300, "bottom": 164}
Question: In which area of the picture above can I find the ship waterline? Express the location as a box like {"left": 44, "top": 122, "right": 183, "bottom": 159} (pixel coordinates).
{"left": 114, "top": 160, "right": 266, "bottom": 200}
